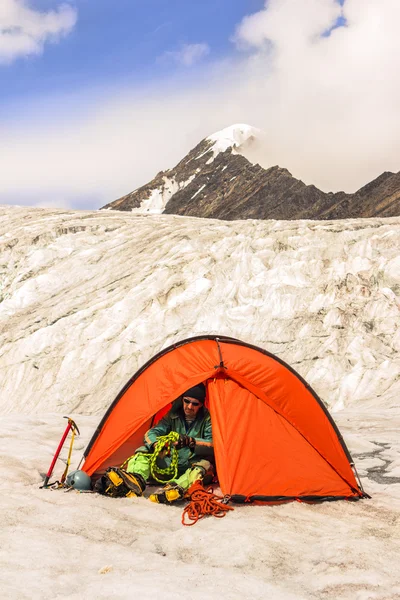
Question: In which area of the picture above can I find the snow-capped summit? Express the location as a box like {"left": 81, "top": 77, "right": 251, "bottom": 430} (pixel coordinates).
{"left": 206, "top": 124, "right": 261, "bottom": 157}
{"left": 102, "top": 123, "right": 266, "bottom": 216}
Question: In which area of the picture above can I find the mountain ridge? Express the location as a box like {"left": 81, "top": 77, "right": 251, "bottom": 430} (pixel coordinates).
{"left": 102, "top": 125, "right": 400, "bottom": 220}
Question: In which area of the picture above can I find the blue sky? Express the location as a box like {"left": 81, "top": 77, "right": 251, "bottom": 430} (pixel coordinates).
{"left": 1, "top": 0, "right": 399, "bottom": 209}
{"left": 1, "top": 0, "right": 264, "bottom": 113}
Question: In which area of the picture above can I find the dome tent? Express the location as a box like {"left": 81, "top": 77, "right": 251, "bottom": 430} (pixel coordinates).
{"left": 82, "top": 335, "right": 368, "bottom": 503}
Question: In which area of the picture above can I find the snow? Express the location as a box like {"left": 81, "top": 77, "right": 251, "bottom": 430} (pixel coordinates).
{"left": 196, "top": 123, "right": 261, "bottom": 164}
{"left": 1, "top": 410, "right": 399, "bottom": 599}
{"left": 207, "top": 124, "right": 261, "bottom": 155}
{"left": 1, "top": 205, "right": 400, "bottom": 599}
{"left": 190, "top": 184, "right": 206, "bottom": 199}
{"left": 131, "top": 175, "right": 196, "bottom": 214}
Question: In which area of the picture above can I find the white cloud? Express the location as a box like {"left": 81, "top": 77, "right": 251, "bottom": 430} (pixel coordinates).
{"left": 0, "top": 0, "right": 77, "bottom": 64}
{"left": 160, "top": 43, "right": 210, "bottom": 67}
{"left": 235, "top": 0, "right": 341, "bottom": 49}
{"left": 1, "top": 0, "right": 400, "bottom": 208}
{"left": 229, "top": 0, "right": 400, "bottom": 191}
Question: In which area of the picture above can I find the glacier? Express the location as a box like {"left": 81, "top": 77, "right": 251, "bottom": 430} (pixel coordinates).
{"left": 0, "top": 205, "right": 399, "bottom": 599}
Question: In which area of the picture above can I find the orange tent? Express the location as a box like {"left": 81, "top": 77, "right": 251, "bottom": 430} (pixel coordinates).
{"left": 82, "top": 335, "right": 368, "bottom": 503}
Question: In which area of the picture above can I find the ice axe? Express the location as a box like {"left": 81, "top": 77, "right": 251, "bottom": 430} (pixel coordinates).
{"left": 41, "top": 417, "right": 80, "bottom": 488}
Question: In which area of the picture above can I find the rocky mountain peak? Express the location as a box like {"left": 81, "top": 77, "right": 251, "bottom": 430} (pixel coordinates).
{"left": 101, "top": 124, "right": 262, "bottom": 216}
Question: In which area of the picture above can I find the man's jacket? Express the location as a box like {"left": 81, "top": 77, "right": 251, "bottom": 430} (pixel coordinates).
{"left": 135, "top": 401, "right": 213, "bottom": 474}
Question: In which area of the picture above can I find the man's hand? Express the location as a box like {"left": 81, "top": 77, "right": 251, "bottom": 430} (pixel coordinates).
{"left": 152, "top": 433, "right": 196, "bottom": 458}
{"left": 175, "top": 434, "right": 196, "bottom": 450}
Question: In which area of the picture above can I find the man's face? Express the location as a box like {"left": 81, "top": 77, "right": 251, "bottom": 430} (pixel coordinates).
{"left": 183, "top": 396, "right": 202, "bottom": 418}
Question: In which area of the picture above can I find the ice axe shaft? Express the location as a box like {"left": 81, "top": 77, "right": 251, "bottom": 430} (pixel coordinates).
{"left": 42, "top": 417, "right": 79, "bottom": 488}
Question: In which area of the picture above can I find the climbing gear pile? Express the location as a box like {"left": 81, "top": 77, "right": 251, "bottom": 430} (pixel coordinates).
{"left": 94, "top": 467, "right": 146, "bottom": 498}
{"left": 41, "top": 417, "right": 80, "bottom": 489}
{"left": 182, "top": 481, "right": 234, "bottom": 526}
{"left": 149, "top": 483, "right": 185, "bottom": 505}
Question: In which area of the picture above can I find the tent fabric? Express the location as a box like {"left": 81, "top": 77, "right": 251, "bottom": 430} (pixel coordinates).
{"left": 82, "top": 335, "right": 366, "bottom": 502}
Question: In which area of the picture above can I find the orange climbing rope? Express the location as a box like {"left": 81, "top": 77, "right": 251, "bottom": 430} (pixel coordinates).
{"left": 182, "top": 480, "right": 234, "bottom": 526}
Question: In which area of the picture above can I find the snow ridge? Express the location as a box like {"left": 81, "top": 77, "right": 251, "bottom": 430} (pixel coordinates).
{"left": 207, "top": 123, "right": 261, "bottom": 156}
{"left": 1, "top": 206, "right": 399, "bottom": 415}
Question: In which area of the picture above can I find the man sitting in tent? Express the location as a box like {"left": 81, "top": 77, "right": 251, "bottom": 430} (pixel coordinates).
{"left": 125, "top": 383, "right": 214, "bottom": 504}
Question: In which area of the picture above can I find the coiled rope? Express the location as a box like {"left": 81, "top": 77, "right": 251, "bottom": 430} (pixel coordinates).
{"left": 121, "top": 431, "right": 181, "bottom": 484}
{"left": 149, "top": 431, "right": 180, "bottom": 483}
{"left": 182, "top": 480, "right": 234, "bottom": 526}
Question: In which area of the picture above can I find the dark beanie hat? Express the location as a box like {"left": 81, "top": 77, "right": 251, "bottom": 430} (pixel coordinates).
{"left": 183, "top": 383, "right": 206, "bottom": 403}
